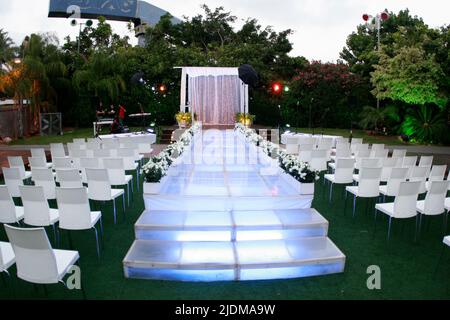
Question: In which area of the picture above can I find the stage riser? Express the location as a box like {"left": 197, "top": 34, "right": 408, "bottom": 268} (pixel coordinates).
{"left": 135, "top": 228, "right": 329, "bottom": 242}
{"left": 124, "top": 262, "right": 345, "bottom": 282}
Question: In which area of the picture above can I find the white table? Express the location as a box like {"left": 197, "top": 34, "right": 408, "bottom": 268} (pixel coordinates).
{"left": 93, "top": 120, "right": 113, "bottom": 136}
{"left": 99, "top": 132, "right": 157, "bottom": 145}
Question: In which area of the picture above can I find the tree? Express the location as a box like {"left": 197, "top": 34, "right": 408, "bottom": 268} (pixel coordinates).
{"left": 0, "top": 29, "right": 15, "bottom": 70}
{"left": 371, "top": 46, "right": 447, "bottom": 108}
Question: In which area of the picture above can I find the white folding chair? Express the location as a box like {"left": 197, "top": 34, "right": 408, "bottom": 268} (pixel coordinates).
{"left": 29, "top": 157, "right": 49, "bottom": 170}
{"left": 30, "top": 148, "right": 52, "bottom": 168}
{"left": 70, "top": 149, "right": 87, "bottom": 170}
{"left": 380, "top": 157, "right": 403, "bottom": 183}
{"left": 8, "top": 156, "right": 32, "bottom": 181}
{"left": 353, "top": 158, "right": 382, "bottom": 182}
{"left": 50, "top": 143, "right": 66, "bottom": 159}
{"left": 0, "top": 241, "right": 15, "bottom": 276}
{"left": 370, "top": 144, "right": 385, "bottom": 157}
{"left": 117, "top": 148, "right": 140, "bottom": 190}
{"left": 31, "top": 168, "right": 57, "bottom": 200}
{"left": 426, "top": 165, "right": 447, "bottom": 191}
{"left": 298, "top": 144, "right": 314, "bottom": 163}
{"left": 93, "top": 149, "right": 112, "bottom": 159}
{"left": 310, "top": 149, "right": 328, "bottom": 172}
{"left": 417, "top": 181, "right": 449, "bottom": 235}
{"left": 285, "top": 137, "right": 299, "bottom": 155}
{"left": 325, "top": 158, "right": 355, "bottom": 202}
{"left": 137, "top": 136, "right": 153, "bottom": 156}
{"left": 80, "top": 158, "right": 100, "bottom": 183}
{"left": 402, "top": 156, "right": 418, "bottom": 179}
{"left": 86, "top": 168, "right": 125, "bottom": 224}
{"left": 375, "top": 181, "right": 421, "bottom": 241}
{"left": 317, "top": 138, "right": 333, "bottom": 161}
{"left": 2, "top": 167, "right": 24, "bottom": 198}
{"left": 346, "top": 167, "right": 382, "bottom": 217}
{"left": 379, "top": 167, "right": 409, "bottom": 200}
{"left": 102, "top": 158, "right": 133, "bottom": 206}
{"left": 20, "top": 186, "right": 59, "bottom": 242}
{"left": 351, "top": 138, "right": 363, "bottom": 145}
{"left": 56, "top": 187, "right": 103, "bottom": 258}
{"left": 419, "top": 156, "right": 433, "bottom": 168}
{"left": 330, "top": 143, "right": 351, "bottom": 167}
{"left": 409, "top": 166, "right": 429, "bottom": 194}
{"left": 371, "top": 149, "right": 389, "bottom": 159}
{"left": 56, "top": 169, "right": 83, "bottom": 188}
{"left": 352, "top": 143, "right": 369, "bottom": 156}
{"left": 53, "top": 157, "right": 73, "bottom": 170}
{"left": 354, "top": 149, "right": 371, "bottom": 170}
{"left": 0, "top": 186, "right": 24, "bottom": 224}
{"left": 392, "top": 149, "right": 407, "bottom": 158}
{"left": 4, "top": 224, "right": 82, "bottom": 295}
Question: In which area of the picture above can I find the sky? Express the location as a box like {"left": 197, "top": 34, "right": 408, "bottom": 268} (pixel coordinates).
{"left": 0, "top": 0, "right": 449, "bottom": 62}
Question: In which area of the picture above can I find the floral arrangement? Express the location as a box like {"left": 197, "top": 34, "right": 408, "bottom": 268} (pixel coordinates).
{"left": 235, "top": 113, "right": 256, "bottom": 126}
{"left": 235, "top": 124, "right": 319, "bottom": 184}
{"left": 142, "top": 123, "right": 200, "bottom": 183}
{"left": 175, "top": 112, "right": 192, "bottom": 127}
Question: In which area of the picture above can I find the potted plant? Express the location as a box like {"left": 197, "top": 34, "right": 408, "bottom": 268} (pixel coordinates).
{"left": 235, "top": 113, "right": 256, "bottom": 126}
{"left": 176, "top": 112, "right": 192, "bottom": 128}
{"left": 142, "top": 158, "right": 168, "bottom": 194}
{"left": 279, "top": 153, "right": 319, "bottom": 195}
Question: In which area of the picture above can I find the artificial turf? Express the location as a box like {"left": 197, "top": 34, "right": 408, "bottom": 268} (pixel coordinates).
{"left": 1, "top": 174, "right": 449, "bottom": 300}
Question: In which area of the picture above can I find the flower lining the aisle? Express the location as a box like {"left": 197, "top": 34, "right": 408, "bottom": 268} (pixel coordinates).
{"left": 142, "top": 123, "right": 201, "bottom": 183}
{"left": 235, "top": 124, "right": 320, "bottom": 184}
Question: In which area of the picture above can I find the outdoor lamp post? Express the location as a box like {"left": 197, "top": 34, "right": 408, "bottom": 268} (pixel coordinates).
{"left": 71, "top": 19, "right": 93, "bottom": 53}
{"left": 363, "top": 11, "right": 390, "bottom": 110}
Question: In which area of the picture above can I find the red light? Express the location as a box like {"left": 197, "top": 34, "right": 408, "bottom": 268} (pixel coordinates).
{"left": 159, "top": 84, "right": 167, "bottom": 93}
{"left": 272, "top": 83, "right": 282, "bottom": 94}
{"left": 362, "top": 14, "right": 370, "bottom": 22}
{"left": 380, "top": 12, "right": 389, "bottom": 21}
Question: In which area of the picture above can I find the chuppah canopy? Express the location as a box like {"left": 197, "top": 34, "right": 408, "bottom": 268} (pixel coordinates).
{"left": 176, "top": 67, "right": 248, "bottom": 126}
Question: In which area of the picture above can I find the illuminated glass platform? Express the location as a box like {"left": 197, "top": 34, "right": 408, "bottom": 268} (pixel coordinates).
{"left": 135, "top": 209, "right": 329, "bottom": 241}
{"left": 123, "top": 238, "right": 345, "bottom": 282}
{"left": 123, "top": 130, "right": 346, "bottom": 282}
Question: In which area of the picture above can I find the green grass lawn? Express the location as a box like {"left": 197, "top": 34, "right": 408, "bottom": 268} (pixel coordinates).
{"left": 1, "top": 173, "right": 449, "bottom": 300}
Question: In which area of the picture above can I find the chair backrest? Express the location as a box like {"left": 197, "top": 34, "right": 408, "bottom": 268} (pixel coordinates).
{"left": 334, "top": 158, "right": 356, "bottom": 184}
{"left": 335, "top": 143, "right": 351, "bottom": 158}
{"left": 392, "top": 149, "right": 407, "bottom": 158}
{"left": 2, "top": 167, "right": 23, "bottom": 197}
{"left": 419, "top": 156, "right": 433, "bottom": 168}
{"left": 393, "top": 181, "right": 421, "bottom": 218}
{"left": 80, "top": 157, "right": 100, "bottom": 169}
{"left": 360, "top": 158, "right": 382, "bottom": 169}
{"left": 381, "top": 157, "right": 402, "bottom": 182}
{"left": 371, "top": 149, "right": 389, "bottom": 159}
{"left": 56, "top": 187, "right": 92, "bottom": 230}
{"left": 423, "top": 181, "right": 449, "bottom": 215}
{"left": 355, "top": 148, "right": 371, "bottom": 158}
{"left": 0, "top": 186, "right": 19, "bottom": 223}
{"left": 4, "top": 224, "right": 59, "bottom": 284}
{"left": 299, "top": 144, "right": 314, "bottom": 152}
{"left": 286, "top": 137, "right": 299, "bottom": 145}
{"left": 409, "top": 166, "right": 429, "bottom": 194}
{"left": 28, "top": 157, "right": 47, "bottom": 170}
{"left": 70, "top": 149, "right": 87, "bottom": 159}
{"left": 53, "top": 157, "right": 73, "bottom": 170}
{"left": 351, "top": 138, "right": 363, "bottom": 145}
{"left": 19, "top": 186, "right": 52, "bottom": 226}
{"left": 298, "top": 144, "right": 314, "bottom": 162}
{"left": 357, "top": 167, "right": 382, "bottom": 197}
{"left": 56, "top": 169, "right": 83, "bottom": 188}
{"left": 117, "top": 148, "right": 137, "bottom": 170}
{"left": 317, "top": 138, "right": 333, "bottom": 150}
{"left": 93, "top": 149, "right": 112, "bottom": 158}
{"left": 86, "top": 168, "right": 112, "bottom": 201}
{"left": 371, "top": 144, "right": 385, "bottom": 152}
{"left": 8, "top": 156, "right": 27, "bottom": 179}
{"left": 50, "top": 144, "right": 66, "bottom": 158}
{"left": 298, "top": 137, "right": 315, "bottom": 145}
{"left": 102, "top": 158, "right": 127, "bottom": 185}
{"left": 30, "top": 148, "right": 46, "bottom": 159}
{"left": 385, "top": 167, "right": 408, "bottom": 197}
{"left": 73, "top": 138, "right": 86, "bottom": 144}
{"left": 310, "top": 149, "right": 328, "bottom": 171}
{"left": 86, "top": 141, "right": 101, "bottom": 151}
{"left": 31, "top": 168, "right": 56, "bottom": 200}
{"left": 429, "top": 165, "right": 447, "bottom": 182}
{"left": 402, "top": 156, "right": 418, "bottom": 167}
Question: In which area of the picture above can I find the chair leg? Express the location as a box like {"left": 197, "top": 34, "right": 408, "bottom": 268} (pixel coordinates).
{"left": 443, "top": 212, "right": 448, "bottom": 236}
{"left": 352, "top": 195, "right": 357, "bottom": 218}
{"left": 329, "top": 183, "right": 333, "bottom": 203}
{"left": 113, "top": 198, "right": 117, "bottom": 225}
{"left": 127, "top": 184, "right": 131, "bottom": 207}
{"left": 93, "top": 227, "right": 100, "bottom": 259}
{"left": 344, "top": 191, "right": 348, "bottom": 216}
{"left": 387, "top": 216, "right": 393, "bottom": 241}
{"left": 122, "top": 194, "right": 126, "bottom": 219}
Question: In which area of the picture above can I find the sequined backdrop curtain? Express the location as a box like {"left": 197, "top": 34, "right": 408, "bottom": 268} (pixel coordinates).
{"left": 190, "top": 75, "right": 241, "bottom": 125}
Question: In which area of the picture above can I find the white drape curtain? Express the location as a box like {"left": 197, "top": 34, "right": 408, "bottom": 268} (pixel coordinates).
{"left": 190, "top": 75, "right": 241, "bottom": 125}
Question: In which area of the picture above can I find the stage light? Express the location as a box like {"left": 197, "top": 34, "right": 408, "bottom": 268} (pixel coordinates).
{"left": 159, "top": 84, "right": 167, "bottom": 93}
{"left": 272, "top": 83, "right": 282, "bottom": 94}
{"left": 380, "top": 12, "right": 390, "bottom": 21}
{"left": 362, "top": 14, "right": 370, "bottom": 22}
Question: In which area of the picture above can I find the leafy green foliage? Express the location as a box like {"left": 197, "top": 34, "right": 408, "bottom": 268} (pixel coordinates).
{"left": 401, "top": 105, "right": 447, "bottom": 144}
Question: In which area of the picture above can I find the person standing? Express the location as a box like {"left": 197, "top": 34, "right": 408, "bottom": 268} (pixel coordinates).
{"left": 118, "top": 104, "right": 127, "bottom": 126}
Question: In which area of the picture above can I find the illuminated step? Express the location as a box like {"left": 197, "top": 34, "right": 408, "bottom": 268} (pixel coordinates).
{"left": 134, "top": 209, "right": 329, "bottom": 241}
{"left": 123, "top": 238, "right": 346, "bottom": 282}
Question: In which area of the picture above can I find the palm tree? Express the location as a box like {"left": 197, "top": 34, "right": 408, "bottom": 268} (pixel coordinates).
{"left": 359, "top": 105, "right": 399, "bottom": 133}
{"left": 401, "top": 105, "right": 447, "bottom": 144}
{"left": 0, "top": 29, "right": 15, "bottom": 70}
